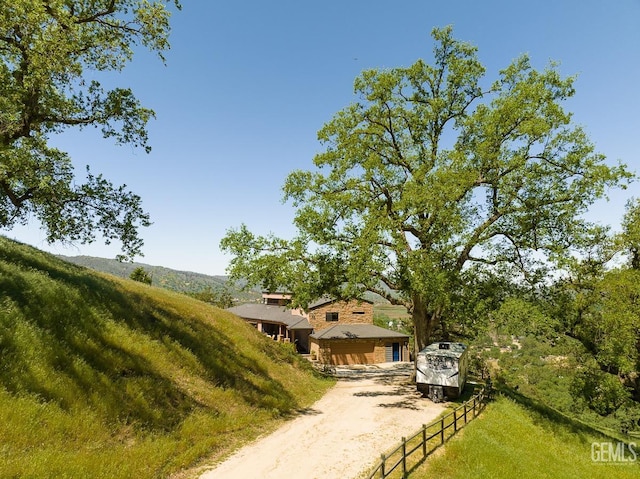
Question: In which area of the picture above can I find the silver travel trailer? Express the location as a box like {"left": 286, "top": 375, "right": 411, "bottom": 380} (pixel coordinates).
{"left": 416, "top": 342, "right": 468, "bottom": 402}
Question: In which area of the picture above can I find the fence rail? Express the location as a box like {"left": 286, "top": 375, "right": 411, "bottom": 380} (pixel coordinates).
{"left": 366, "top": 386, "right": 488, "bottom": 479}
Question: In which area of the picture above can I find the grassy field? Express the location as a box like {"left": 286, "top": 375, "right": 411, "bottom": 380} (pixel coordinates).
{"left": 409, "top": 394, "right": 640, "bottom": 479}
{"left": 373, "top": 303, "right": 412, "bottom": 335}
{"left": 0, "top": 236, "right": 334, "bottom": 478}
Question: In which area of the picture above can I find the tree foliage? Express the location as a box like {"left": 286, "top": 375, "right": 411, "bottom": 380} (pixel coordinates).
{"left": 221, "top": 26, "right": 632, "bottom": 351}
{"left": 621, "top": 198, "right": 640, "bottom": 269}
{"left": 0, "top": 0, "right": 179, "bottom": 260}
{"left": 188, "top": 286, "right": 234, "bottom": 309}
{"left": 561, "top": 266, "right": 640, "bottom": 405}
{"left": 129, "top": 266, "right": 151, "bottom": 284}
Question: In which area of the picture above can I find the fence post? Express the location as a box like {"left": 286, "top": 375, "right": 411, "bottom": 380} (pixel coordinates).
{"left": 380, "top": 453, "right": 386, "bottom": 479}
{"left": 473, "top": 397, "right": 477, "bottom": 418}
{"left": 402, "top": 437, "right": 407, "bottom": 476}
{"left": 454, "top": 409, "right": 458, "bottom": 432}
{"left": 440, "top": 418, "right": 445, "bottom": 444}
{"left": 464, "top": 403, "right": 468, "bottom": 424}
{"left": 422, "top": 424, "right": 427, "bottom": 457}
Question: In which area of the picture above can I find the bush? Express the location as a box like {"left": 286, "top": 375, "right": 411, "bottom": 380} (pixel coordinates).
{"left": 571, "top": 369, "right": 631, "bottom": 416}
{"left": 129, "top": 267, "right": 152, "bottom": 285}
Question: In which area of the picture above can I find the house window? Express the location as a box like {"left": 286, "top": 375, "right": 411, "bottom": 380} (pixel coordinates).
{"left": 353, "top": 311, "right": 365, "bottom": 315}
{"left": 326, "top": 312, "right": 339, "bottom": 321}
{"left": 265, "top": 298, "right": 287, "bottom": 306}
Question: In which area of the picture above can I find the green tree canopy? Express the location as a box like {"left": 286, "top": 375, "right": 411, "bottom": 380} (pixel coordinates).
{"left": 129, "top": 266, "right": 152, "bottom": 285}
{"left": 554, "top": 200, "right": 640, "bottom": 404}
{"left": 221, "top": 26, "right": 632, "bottom": 351}
{"left": 621, "top": 198, "right": 640, "bottom": 269}
{"left": 0, "top": 0, "right": 179, "bottom": 260}
{"left": 188, "top": 286, "right": 234, "bottom": 309}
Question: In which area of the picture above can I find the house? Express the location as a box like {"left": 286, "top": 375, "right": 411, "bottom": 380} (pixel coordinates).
{"left": 227, "top": 292, "right": 410, "bottom": 365}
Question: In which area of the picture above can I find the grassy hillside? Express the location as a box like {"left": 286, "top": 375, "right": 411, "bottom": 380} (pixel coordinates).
{"left": 0, "top": 236, "right": 333, "bottom": 478}
{"left": 410, "top": 395, "right": 640, "bottom": 479}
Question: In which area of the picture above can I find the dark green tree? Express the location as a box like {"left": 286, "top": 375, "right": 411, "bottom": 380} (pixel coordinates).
{"left": 130, "top": 266, "right": 152, "bottom": 285}
{"left": 189, "top": 286, "right": 234, "bottom": 309}
{"left": 621, "top": 198, "right": 640, "bottom": 270}
{"left": 0, "top": 0, "right": 180, "bottom": 260}
{"left": 221, "top": 26, "right": 632, "bottom": 352}
{"left": 544, "top": 201, "right": 640, "bottom": 407}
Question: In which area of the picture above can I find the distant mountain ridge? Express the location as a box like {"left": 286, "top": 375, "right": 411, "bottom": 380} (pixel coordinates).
{"left": 58, "top": 255, "right": 260, "bottom": 300}
{"left": 58, "top": 255, "right": 390, "bottom": 305}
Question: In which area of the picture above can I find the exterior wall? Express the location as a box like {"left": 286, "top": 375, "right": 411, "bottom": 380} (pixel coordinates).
{"left": 309, "top": 339, "right": 321, "bottom": 361}
{"left": 310, "top": 337, "right": 410, "bottom": 365}
{"left": 307, "top": 300, "right": 373, "bottom": 331}
{"left": 373, "top": 340, "right": 410, "bottom": 364}
{"left": 262, "top": 292, "right": 291, "bottom": 304}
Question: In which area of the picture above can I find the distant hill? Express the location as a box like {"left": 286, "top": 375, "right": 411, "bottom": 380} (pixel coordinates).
{"left": 0, "top": 236, "right": 331, "bottom": 478}
{"left": 58, "top": 254, "right": 261, "bottom": 300}
{"left": 58, "top": 255, "right": 393, "bottom": 305}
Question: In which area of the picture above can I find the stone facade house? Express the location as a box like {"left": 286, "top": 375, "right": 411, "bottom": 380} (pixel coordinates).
{"left": 227, "top": 292, "right": 409, "bottom": 365}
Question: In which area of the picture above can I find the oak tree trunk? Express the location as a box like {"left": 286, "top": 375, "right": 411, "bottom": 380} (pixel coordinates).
{"left": 411, "top": 295, "right": 442, "bottom": 353}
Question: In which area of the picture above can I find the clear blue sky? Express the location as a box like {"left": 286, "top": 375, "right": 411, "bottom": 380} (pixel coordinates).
{"left": 8, "top": 0, "right": 640, "bottom": 275}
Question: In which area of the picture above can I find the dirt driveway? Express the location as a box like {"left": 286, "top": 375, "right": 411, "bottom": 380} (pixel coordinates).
{"left": 197, "top": 362, "right": 445, "bottom": 479}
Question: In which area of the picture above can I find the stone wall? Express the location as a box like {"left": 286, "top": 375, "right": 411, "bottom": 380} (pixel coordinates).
{"left": 307, "top": 299, "right": 373, "bottom": 331}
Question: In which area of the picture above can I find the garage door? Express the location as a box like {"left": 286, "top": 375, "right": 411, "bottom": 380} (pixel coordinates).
{"left": 329, "top": 341, "right": 375, "bottom": 365}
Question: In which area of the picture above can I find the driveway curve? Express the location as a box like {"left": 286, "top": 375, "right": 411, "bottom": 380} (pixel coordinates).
{"left": 198, "top": 362, "right": 445, "bottom": 479}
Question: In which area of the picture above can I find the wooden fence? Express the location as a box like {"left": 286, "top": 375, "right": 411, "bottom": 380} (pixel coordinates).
{"left": 366, "top": 386, "right": 489, "bottom": 479}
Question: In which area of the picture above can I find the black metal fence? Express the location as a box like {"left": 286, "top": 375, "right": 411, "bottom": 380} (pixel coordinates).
{"left": 366, "top": 386, "right": 488, "bottom": 479}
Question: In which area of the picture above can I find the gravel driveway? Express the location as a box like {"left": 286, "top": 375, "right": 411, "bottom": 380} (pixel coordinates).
{"left": 198, "top": 362, "right": 446, "bottom": 479}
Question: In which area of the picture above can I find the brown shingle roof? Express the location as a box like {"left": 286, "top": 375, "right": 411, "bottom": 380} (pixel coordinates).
{"left": 310, "top": 324, "right": 409, "bottom": 340}
{"left": 227, "top": 303, "right": 312, "bottom": 329}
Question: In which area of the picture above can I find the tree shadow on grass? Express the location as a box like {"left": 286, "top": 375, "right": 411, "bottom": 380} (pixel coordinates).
{"left": 0, "top": 237, "right": 300, "bottom": 432}
{"left": 496, "top": 383, "right": 627, "bottom": 444}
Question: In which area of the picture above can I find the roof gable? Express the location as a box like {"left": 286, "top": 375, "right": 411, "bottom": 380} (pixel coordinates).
{"left": 307, "top": 295, "right": 373, "bottom": 310}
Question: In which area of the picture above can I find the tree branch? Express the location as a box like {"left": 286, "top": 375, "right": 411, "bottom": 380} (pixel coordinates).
{"left": 74, "top": 0, "right": 117, "bottom": 24}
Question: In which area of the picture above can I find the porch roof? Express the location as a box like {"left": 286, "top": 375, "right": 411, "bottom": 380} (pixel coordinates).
{"left": 227, "top": 303, "right": 312, "bottom": 329}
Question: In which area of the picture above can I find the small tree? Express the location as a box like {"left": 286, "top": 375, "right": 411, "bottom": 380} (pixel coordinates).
{"left": 189, "top": 287, "right": 234, "bottom": 309}
{"left": 221, "top": 26, "right": 632, "bottom": 353}
{"left": 130, "top": 266, "right": 152, "bottom": 285}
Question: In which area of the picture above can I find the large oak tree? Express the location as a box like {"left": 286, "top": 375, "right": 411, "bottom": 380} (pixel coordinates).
{"left": 0, "top": 0, "right": 179, "bottom": 260}
{"left": 221, "top": 27, "right": 632, "bottom": 352}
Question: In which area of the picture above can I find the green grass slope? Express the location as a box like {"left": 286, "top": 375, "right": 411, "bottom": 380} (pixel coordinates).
{"left": 412, "top": 395, "right": 640, "bottom": 479}
{"left": 0, "top": 236, "right": 333, "bottom": 479}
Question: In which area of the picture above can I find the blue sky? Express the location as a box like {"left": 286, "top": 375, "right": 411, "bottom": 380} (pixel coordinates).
{"left": 8, "top": 0, "right": 640, "bottom": 275}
